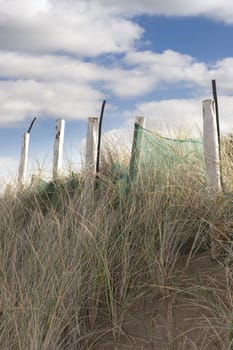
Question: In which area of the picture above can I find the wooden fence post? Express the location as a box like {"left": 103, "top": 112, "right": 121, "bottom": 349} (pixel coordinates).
{"left": 83, "top": 117, "right": 99, "bottom": 214}
{"left": 85, "top": 117, "right": 99, "bottom": 175}
{"left": 18, "top": 117, "right": 37, "bottom": 186}
{"left": 53, "top": 118, "right": 65, "bottom": 180}
{"left": 129, "top": 116, "right": 146, "bottom": 181}
{"left": 202, "top": 99, "right": 222, "bottom": 192}
{"left": 18, "top": 132, "right": 30, "bottom": 185}
{"left": 203, "top": 99, "right": 222, "bottom": 260}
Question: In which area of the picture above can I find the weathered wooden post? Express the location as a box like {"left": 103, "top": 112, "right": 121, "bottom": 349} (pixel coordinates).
{"left": 203, "top": 99, "right": 222, "bottom": 192}
{"left": 85, "top": 117, "right": 99, "bottom": 175}
{"left": 53, "top": 118, "right": 65, "bottom": 180}
{"left": 18, "top": 132, "right": 30, "bottom": 185}
{"left": 129, "top": 116, "right": 146, "bottom": 182}
{"left": 83, "top": 117, "right": 99, "bottom": 212}
{"left": 18, "top": 117, "right": 37, "bottom": 186}
{"left": 203, "top": 99, "right": 222, "bottom": 259}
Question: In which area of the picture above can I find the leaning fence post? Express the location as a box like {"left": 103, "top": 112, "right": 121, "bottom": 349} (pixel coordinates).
{"left": 53, "top": 118, "right": 65, "bottom": 180}
{"left": 202, "top": 99, "right": 222, "bottom": 192}
{"left": 203, "top": 99, "right": 222, "bottom": 260}
{"left": 129, "top": 116, "right": 146, "bottom": 181}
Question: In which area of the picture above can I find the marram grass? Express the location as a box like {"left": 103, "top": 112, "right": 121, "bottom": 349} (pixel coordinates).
{"left": 1, "top": 142, "right": 233, "bottom": 349}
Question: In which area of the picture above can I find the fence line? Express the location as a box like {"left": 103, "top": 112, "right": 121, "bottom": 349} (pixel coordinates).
{"left": 16, "top": 99, "right": 223, "bottom": 195}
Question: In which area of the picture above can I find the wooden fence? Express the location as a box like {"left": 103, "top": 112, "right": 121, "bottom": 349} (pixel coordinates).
{"left": 17, "top": 98, "right": 222, "bottom": 194}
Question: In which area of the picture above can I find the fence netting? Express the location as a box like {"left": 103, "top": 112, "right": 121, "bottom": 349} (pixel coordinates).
{"left": 118, "top": 125, "right": 206, "bottom": 189}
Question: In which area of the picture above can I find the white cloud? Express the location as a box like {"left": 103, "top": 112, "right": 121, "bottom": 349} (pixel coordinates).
{"left": 0, "top": 51, "right": 157, "bottom": 99}
{"left": 0, "top": 50, "right": 209, "bottom": 120}
{"left": 124, "top": 50, "right": 209, "bottom": 87}
{"left": 0, "top": 49, "right": 233, "bottom": 125}
{"left": 0, "top": 51, "right": 110, "bottom": 85}
{"left": 127, "top": 99, "right": 203, "bottom": 136}
{"left": 0, "top": 1, "right": 232, "bottom": 127}
{"left": 0, "top": 0, "right": 232, "bottom": 65}
{"left": 0, "top": 80, "right": 103, "bottom": 125}
{"left": 0, "top": 0, "right": 232, "bottom": 61}
{"left": 0, "top": 0, "right": 143, "bottom": 56}
{"left": 215, "top": 96, "right": 233, "bottom": 133}
{"left": 127, "top": 96, "right": 233, "bottom": 135}
{"left": 210, "top": 58, "right": 233, "bottom": 94}
{"left": 0, "top": 0, "right": 50, "bottom": 18}
{"left": 91, "top": 0, "right": 233, "bottom": 24}
{"left": 0, "top": 49, "right": 214, "bottom": 92}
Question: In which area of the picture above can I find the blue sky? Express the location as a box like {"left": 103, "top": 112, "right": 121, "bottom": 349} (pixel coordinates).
{"left": 1, "top": 0, "right": 233, "bottom": 186}
{"left": 136, "top": 16, "right": 233, "bottom": 62}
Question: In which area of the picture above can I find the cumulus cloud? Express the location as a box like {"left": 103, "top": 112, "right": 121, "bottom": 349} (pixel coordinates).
{"left": 210, "top": 58, "right": 233, "bottom": 94}
{"left": 1, "top": 48, "right": 233, "bottom": 125}
{"left": 0, "top": 0, "right": 232, "bottom": 60}
{"left": 0, "top": 0, "right": 50, "bottom": 17}
{"left": 0, "top": 80, "right": 103, "bottom": 125}
{"left": 125, "top": 99, "right": 203, "bottom": 136}
{"left": 124, "top": 50, "right": 209, "bottom": 87}
{"left": 127, "top": 96, "right": 233, "bottom": 135}
{"left": 0, "top": 0, "right": 143, "bottom": 56}
{"left": 91, "top": 0, "right": 233, "bottom": 24}
{"left": 0, "top": 0, "right": 232, "bottom": 128}
{"left": 0, "top": 51, "right": 156, "bottom": 100}
{"left": 215, "top": 96, "right": 233, "bottom": 133}
{"left": 0, "top": 49, "right": 210, "bottom": 94}
{"left": 0, "top": 49, "right": 208, "bottom": 125}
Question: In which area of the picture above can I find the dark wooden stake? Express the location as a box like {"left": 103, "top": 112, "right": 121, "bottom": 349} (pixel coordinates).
{"left": 27, "top": 117, "right": 37, "bottom": 134}
{"left": 211, "top": 79, "right": 223, "bottom": 189}
{"left": 96, "top": 100, "right": 106, "bottom": 175}
{"left": 212, "top": 80, "right": 220, "bottom": 146}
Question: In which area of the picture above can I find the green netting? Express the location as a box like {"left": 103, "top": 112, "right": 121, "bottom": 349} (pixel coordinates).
{"left": 129, "top": 125, "right": 205, "bottom": 183}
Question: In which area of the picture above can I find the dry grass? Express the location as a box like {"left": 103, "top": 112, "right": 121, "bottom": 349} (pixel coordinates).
{"left": 0, "top": 140, "right": 233, "bottom": 349}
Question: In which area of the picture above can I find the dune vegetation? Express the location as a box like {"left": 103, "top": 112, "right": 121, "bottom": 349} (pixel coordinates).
{"left": 1, "top": 137, "right": 233, "bottom": 350}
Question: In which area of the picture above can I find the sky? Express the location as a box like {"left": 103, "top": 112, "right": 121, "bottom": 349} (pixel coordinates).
{"left": 1, "top": 0, "right": 233, "bottom": 186}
